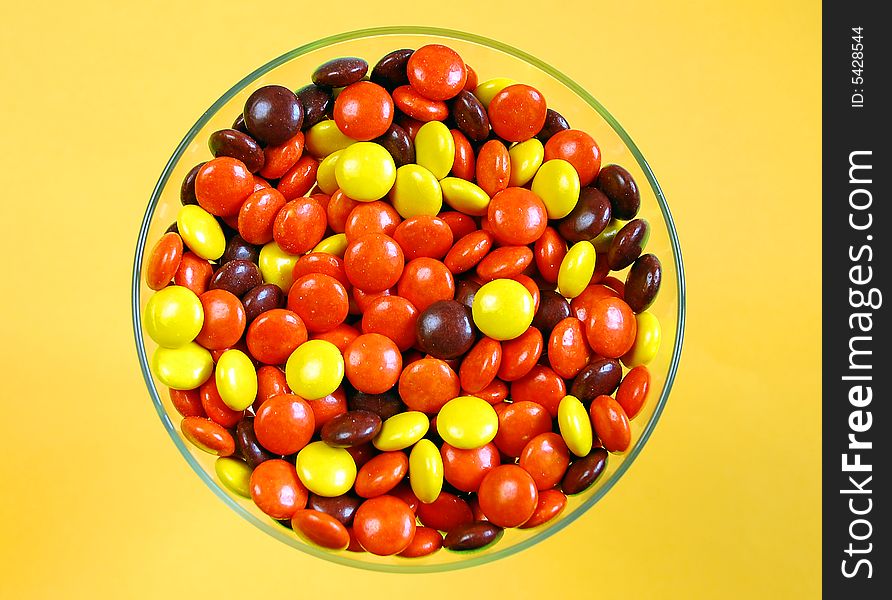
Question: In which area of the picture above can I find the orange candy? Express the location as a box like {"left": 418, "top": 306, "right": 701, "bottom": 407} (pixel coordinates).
{"left": 246, "top": 309, "right": 308, "bottom": 365}
{"left": 276, "top": 155, "right": 319, "bottom": 200}
{"left": 441, "top": 442, "right": 500, "bottom": 493}
{"left": 510, "top": 364, "right": 566, "bottom": 417}
{"left": 496, "top": 327, "right": 543, "bottom": 382}
{"left": 333, "top": 81, "right": 394, "bottom": 141}
{"left": 344, "top": 201, "right": 402, "bottom": 240}
{"left": 548, "top": 317, "right": 592, "bottom": 380}
{"left": 326, "top": 189, "right": 362, "bottom": 233}
{"left": 174, "top": 252, "right": 214, "bottom": 296}
{"left": 493, "top": 400, "right": 552, "bottom": 458}
{"left": 487, "top": 187, "right": 548, "bottom": 246}
{"left": 361, "top": 295, "right": 419, "bottom": 352}
{"left": 616, "top": 365, "right": 651, "bottom": 419}
{"left": 477, "top": 464, "right": 539, "bottom": 527}
{"left": 396, "top": 258, "right": 455, "bottom": 313}
{"left": 518, "top": 432, "right": 571, "bottom": 490}
{"left": 416, "top": 491, "right": 473, "bottom": 531}
{"left": 238, "top": 188, "right": 287, "bottom": 245}
{"left": 458, "top": 337, "right": 502, "bottom": 394}
{"left": 450, "top": 129, "right": 476, "bottom": 180}
{"left": 392, "top": 85, "right": 449, "bottom": 122}
{"left": 354, "top": 451, "right": 409, "bottom": 498}
{"left": 291, "top": 509, "right": 350, "bottom": 550}
{"left": 195, "top": 289, "right": 246, "bottom": 350}
{"left": 254, "top": 394, "right": 315, "bottom": 455}
{"left": 260, "top": 131, "right": 305, "bottom": 180}
{"left": 344, "top": 233, "right": 405, "bottom": 293}
{"left": 487, "top": 84, "right": 548, "bottom": 143}
{"left": 590, "top": 394, "right": 632, "bottom": 453}
{"left": 145, "top": 232, "right": 183, "bottom": 290}
{"left": 585, "top": 297, "right": 638, "bottom": 358}
{"left": 476, "top": 139, "right": 510, "bottom": 197}
{"left": 344, "top": 333, "right": 403, "bottom": 394}
{"left": 444, "top": 230, "right": 493, "bottom": 275}
{"left": 287, "top": 273, "right": 350, "bottom": 333}
{"left": 398, "top": 358, "right": 460, "bottom": 414}
{"left": 519, "top": 488, "right": 567, "bottom": 529}
{"left": 407, "top": 44, "right": 468, "bottom": 101}
{"left": 273, "top": 197, "right": 327, "bottom": 255}
{"left": 353, "top": 495, "right": 416, "bottom": 555}
{"left": 181, "top": 416, "right": 235, "bottom": 456}
{"left": 392, "top": 215, "right": 454, "bottom": 261}
{"left": 195, "top": 156, "right": 254, "bottom": 216}
{"left": 476, "top": 245, "right": 533, "bottom": 282}
{"left": 543, "top": 129, "right": 602, "bottom": 186}
{"left": 249, "top": 458, "right": 307, "bottom": 519}
{"left": 398, "top": 527, "right": 443, "bottom": 558}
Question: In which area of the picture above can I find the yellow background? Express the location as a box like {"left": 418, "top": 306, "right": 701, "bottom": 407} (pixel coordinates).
{"left": 0, "top": 0, "right": 821, "bottom": 597}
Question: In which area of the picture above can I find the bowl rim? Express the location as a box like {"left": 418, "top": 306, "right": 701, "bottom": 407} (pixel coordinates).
{"left": 131, "top": 25, "right": 686, "bottom": 573}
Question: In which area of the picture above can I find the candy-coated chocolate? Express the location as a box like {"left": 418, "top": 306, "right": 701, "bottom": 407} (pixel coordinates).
{"left": 236, "top": 417, "right": 276, "bottom": 469}
{"left": 244, "top": 85, "right": 303, "bottom": 146}
{"left": 353, "top": 495, "right": 415, "bottom": 555}
{"left": 519, "top": 488, "right": 567, "bottom": 528}
{"left": 616, "top": 365, "right": 651, "bottom": 419}
{"left": 296, "top": 441, "right": 357, "bottom": 497}
{"left": 471, "top": 279, "right": 535, "bottom": 341}
{"left": 444, "top": 522, "right": 502, "bottom": 551}
{"left": 313, "top": 57, "right": 369, "bottom": 87}
{"left": 145, "top": 232, "right": 184, "bottom": 291}
{"left": 409, "top": 439, "right": 444, "bottom": 503}
{"left": 557, "top": 241, "right": 596, "bottom": 299}
{"left": 375, "top": 123, "right": 415, "bottom": 168}
{"left": 608, "top": 218, "right": 650, "bottom": 271}
{"left": 519, "top": 432, "right": 571, "bottom": 490}
{"left": 590, "top": 395, "right": 632, "bottom": 453}
{"left": 287, "top": 273, "right": 350, "bottom": 333}
{"left": 557, "top": 187, "right": 612, "bottom": 243}
{"left": 392, "top": 85, "right": 449, "bottom": 122}
{"left": 416, "top": 491, "right": 473, "bottom": 531}
{"left": 181, "top": 416, "right": 235, "bottom": 456}
{"left": 558, "top": 395, "right": 594, "bottom": 457}
{"left": 597, "top": 164, "right": 640, "bottom": 220}
{"left": 570, "top": 357, "right": 623, "bottom": 402}
{"left": 621, "top": 311, "right": 661, "bottom": 367}
{"left": 292, "top": 509, "right": 351, "bottom": 550}
{"left": 285, "top": 339, "right": 345, "bottom": 400}
{"left": 544, "top": 129, "right": 601, "bottom": 187}
{"left": 333, "top": 81, "right": 394, "bottom": 141}
{"left": 392, "top": 215, "right": 453, "bottom": 261}
{"left": 585, "top": 297, "right": 638, "bottom": 358}
{"left": 450, "top": 129, "right": 476, "bottom": 180}
{"left": 398, "top": 358, "right": 460, "bottom": 414}
{"left": 177, "top": 205, "right": 226, "bottom": 260}
{"left": 142, "top": 285, "right": 204, "bottom": 349}
{"left": 348, "top": 390, "right": 406, "bottom": 421}
{"left": 215, "top": 457, "right": 253, "bottom": 497}
{"left": 561, "top": 448, "right": 608, "bottom": 495}
{"left": 487, "top": 187, "right": 547, "bottom": 246}
{"left": 625, "top": 254, "right": 662, "bottom": 313}
{"left": 532, "top": 290, "right": 571, "bottom": 335}
{"left": 195, "top": 157, "right": 254, "bottom": 217}
{"left": 531, "top": 159, "right": 581, "bottom": 219}
{"left": 321, "top": 410, "right": 382, "bottom": 448}
{"left": 344, "top": 333, "right": 402, "bottom": 394}
{"left": 250, "top": 458, "right": 308, "bottom": 518}
{"left": 398, "top": 527, "right": 443, "bottom": 558}
{"left": 388, "top": 164, "right": 442, "bottom": 218}
{"left": 373, "top": 411, "right": 429, "bottom": 451}
{"left": 306, "top": 120, "right": 356, "bottom": 159}
{"left": 180, "top": 162, "right": 205, "bottom": 205}
{"left": 536, "top": 108, "right": 570, "bottom": 143}
{"left": 258, "top": 241, "right": 299, "bottom": 292}
{"left": 209, "top": 128, "right": 265, "bottom": 174}
{"left": 493, "top": 400, "right": 551, "bottom": 457}
{"left": 451, "top": 90, "right": 490, "bottom": 141}
{"left": 436, "top": 396, "right": 499, "bottom": 450}
{"left": 307, "top": 493, "right": 363, "bottom": 526}
{"left": 361, "top": 295, "right": 419, "bottom": 351}
{"left": 355, "top": 451, "right": 409, "bottom": 498}
{"left": 407, "top": 44, "right": 467, "bottom": 101}
{"left": 210, "top": 259, "right": 263, "bottom": 298}
{"left": 169, "top": 387, "right": 205, "bottom": 418}
{"left": 473, "top": 77, "right": 516, "bottom": 108}
{"left": 295, "top": 84, "right": 332, "bottom": 129}
{"left": 477, "top": 464, "right": 538, "bottom": 527}
{"left": 507, "top": 138, "right": 544, "bottom": 187}
{"left": 215, "top": 349, "right": 257, "bottom": 411}
{"left": 152, "top": 342, "right": 214, "bottom": 390}
{"left": 335, "top": 142, "right": 397, "bottom": 202}
{"left": 370, "top": 49, "right": 413, "bottom": 90}
{"left": 415, "top": 300, "right": 474, "bottom": 360}
{"left": 440, "top": 177, "right": 491, "bottom": 216}
{"left": 255, "top": 394, "right": 315, "bottom": 455}
{"left": 414, "top": 121, "right": 455, "bottom": 179}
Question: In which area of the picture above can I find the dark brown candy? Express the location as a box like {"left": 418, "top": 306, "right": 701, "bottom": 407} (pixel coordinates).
{"left": 209, "top": 260, "right": 263, "bottom": 297}
{"left": 375, "top": 123, "right": 415, "bottom": 167}
{"left": 561, "top": 448, "right": 608, "bottom": 495}
{"left": 208, "top": 129, "right": 265, "bottom": 173}
{"left": 220, "top": 234, "right": 260, "bottom": 265}
{"left": 570, "top": 358, "right": 622, "bottom": 402}
{"left": 232, "top": 113, "right": 248, "bottom": 133}
{"left": 607, "top": 218, "right": 649, "bottom": 271}
{"left": 320, "top": 410, "right": 383, "bottom": 448}
{"left": 243, "top": 85, "right": 303, "bottom": 146}
{"left": 597, "top": 164, "right": 640, "bottom": 220}
{"left": 348, "top": 390, "right": 405, "bottom": 421}
{"left": 443, "top": 521, "right": 503, "bottom": 551}
{"left": 416, "top": 300, "right": 475, "bottom": 360}
{"left": 557, "top": 187, "right": 612, "bottom": 243}
{"left": 454, "top": 278, "right": 482, "bottom": 311}
{"left": 451, "top": 91, "right": 490, "bottom": 142}
{"left": 295, "top": 84, "right": 333, "bottom": 129}
{"left": 242, "top": 283, "right": 285, "bottom": 323}
{"left": 180, "top": 162, "right": 205, "bottom": 206}
{"left": 536, "top": 109, "right": 570, "bottom": 144}
{"left": 532, "top": 290, "right": 571, "bottom": 335}
{"left": 312, "top": 57, "right": 369, "bottom": 88}
{"left": 624, "top": 254, "right": 662, "bottom": 313}
{"left": 236, "top": 417, "right": 277, "bottom": 469}
{"left": 370, "top": 49, "right": 413, "bottom": 90}
{"left": 306, "top": 493, "right": 363, "bottom": 526}
{"left": 165, "top": 222, "right": 179, "bottom": 235}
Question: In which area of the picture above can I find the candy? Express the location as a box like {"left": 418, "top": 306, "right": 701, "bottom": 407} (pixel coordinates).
{"left": 144, "top": 43, "right": 670, "bottom": 559}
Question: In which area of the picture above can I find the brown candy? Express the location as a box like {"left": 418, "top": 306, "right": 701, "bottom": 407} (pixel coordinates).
{"left": 561, "top": 448, "right": 608, "bottom": 495}
{"left": 557, "top": 187, "right": 612, "bottom": 243}
{"left": 209, "top": 260, "right": 263, "bottom": 297}
{"left": 235, "top": 417, "right": 277, "bottom": 469}
{"left": 242, "top": 283, "right": 285, "bottom": 323}
{"left": 312, "top": 57, "right": 369, "bottom": 88}
{"left": 570, "top": 358, "right": 622, "bottom": 402}
{"left": 320, "top": 410, "right": 383, "bottom": 448}
{"left": 536, "top": 108, "right": 570, "bottom": 144}
{"left": 370, "top": 49, "right": 414, "bottom": 90}
{"left": 532, "top": 290, "right": 571, "bottom": 336}
{"left": 443, "top": 521, "right": 503, "bottom": 550}
{"left": 244, "top": 85, "right": 303, "bottom": 146}
{"left": 624, "top": 253, "right": 662, "bottom": 313}
{"left": 451, "top": 91, "right": 490, "bottom": 142}
{"left": 220, "top": 234, "right": 260, "bottom": 265}
{"left": 375, "top": 123, "right": 415, "bottom": 167}
{"left": 306, "top": 493, "right": 363, "bottom": 526}
{"left": 295, "top": 84, "right": 332, "bottom": 129}
{"left": 180, "top": 162, "right": 205, "bottom": 206}
{"left": 208, "top": 129, "right": 265, "bottom": 173}
{"left": 607, "top": 218, "right": 649, "bottom": 271}
{"left": 348, "top": 390, "right": 406, "bottom": 421}
{"left": 597, "top": 164, "right": 640, "bottom": 220}
{"left": 416, "top": 300, "right": 475, "bottom": 360}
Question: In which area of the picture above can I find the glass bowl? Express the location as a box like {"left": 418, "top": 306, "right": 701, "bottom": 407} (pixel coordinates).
{"left": 132, "top": 26, "right": 685, "bottom": 572}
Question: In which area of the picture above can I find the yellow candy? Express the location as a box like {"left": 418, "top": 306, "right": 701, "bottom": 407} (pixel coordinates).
{"left": 305, "top": 120, "right": 355, "bottom": 158}
{"left": 285, "top": 340, "right": 344, "bottom": 400}
{"left": 258, "top": 241, "right": 300, "bottom": 292}
{"left": 414, "top": 121, "right": 455, "bottom": 180}
{"left": 296, "top": 441, "right": 357, "bottom": 497}
{"left": 214, "top": 457, "right": 252, "bottom": 498}
{"left": 557, "top": 241, "right": 597, "bottom": 299}
{"left": 472, "top": 279, "right": 535, "bottom": 341}
{"left": 531, "top": 159, "right": 581, "bottom": 219}
{"left": 409, "top": 439, "right": 444, "bottom": 504}
{"left": 622, "top": 312, "right": 662, "bottom": 367}
{"left": 440, "top": 177, "right": 491, "bottom": 216}
{"left": 389, "top": 164, "right": 443, "bottom": 218}
{"left": 436, "top": 396, "right": 499, "bottom": 450}
{"left": 474, "top": 77, "right": 516, "bottom": 108}
{"left": 335, "top": 142, "right": 396, "bottom": 201}
{"left": 316, "top": 149, "right": 343, "bottom": 195}
{"left": 558, "top": 395, "right": 593, "bottom": 457}
{"left": 373, "top": 411, "right": 429, "bottom": 451}
{"left": 151, "top": 342, "right": 213, "bottom": 390}
{"left": 215, "top": 349, "right": 257, "bottom": 411}
{"left": 142, "top": 285, "right": 203, "bottom": 348}
{"left": 312, "top": 233, "right": 348, "bottom": 257}
{"left": 591, "top": 219, "right": 627, "bottom": 253}
{"left": 508, "top": 138, "right": 545, "bottom": 187}
{"left": 176, "top": 205, "right": 225, "bottom": 260}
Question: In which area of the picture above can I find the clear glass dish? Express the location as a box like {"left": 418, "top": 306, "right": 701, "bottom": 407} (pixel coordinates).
{"left": 131, "top": 26, "right": 685, "bottom": 572}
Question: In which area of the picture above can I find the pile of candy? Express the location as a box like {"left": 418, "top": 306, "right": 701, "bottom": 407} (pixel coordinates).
{"left": 142, "top": 44, "right": 663, "bottom": 558}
